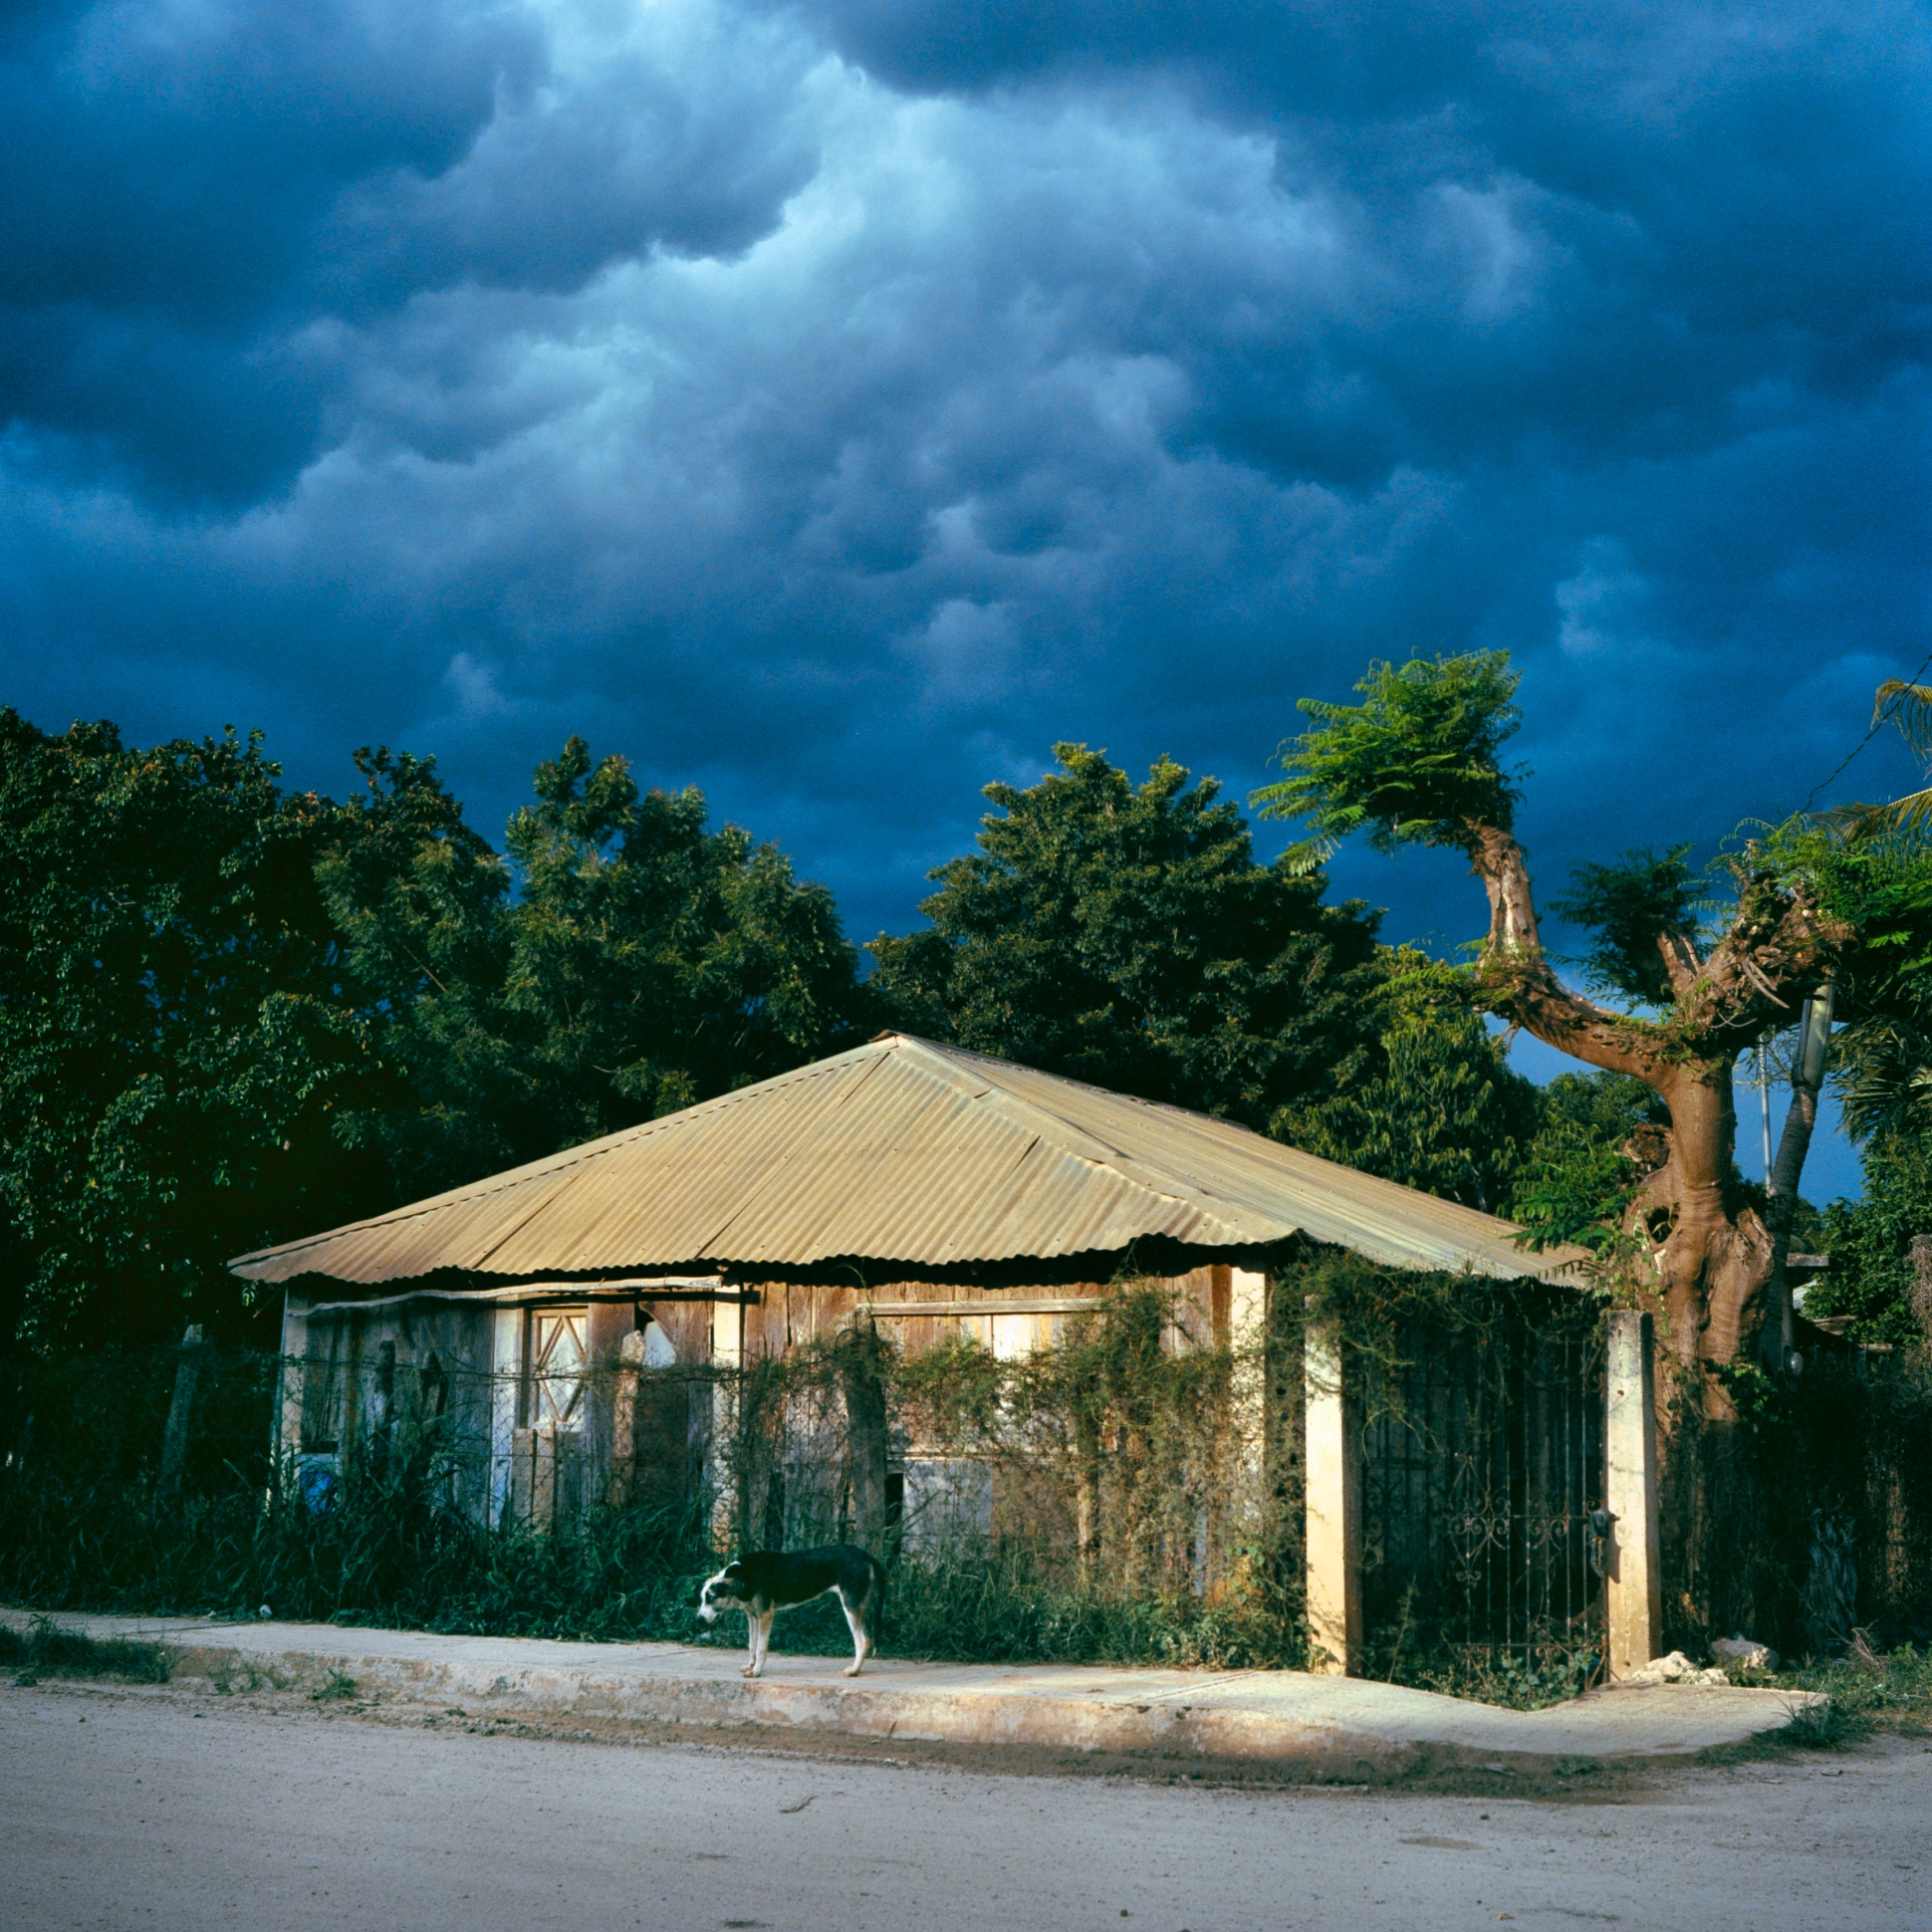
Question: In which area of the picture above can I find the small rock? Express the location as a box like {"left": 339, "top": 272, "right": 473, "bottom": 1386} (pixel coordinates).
{"left": 1712, "top": 1635, "right": 1779, "bottom": 1671}
{"left": 1620, "top": 1650, "right": 1728, "bottom": 1687}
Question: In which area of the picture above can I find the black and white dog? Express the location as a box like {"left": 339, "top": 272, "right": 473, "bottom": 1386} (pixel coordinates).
{"left": 697, "top": 1545, "right": 886, "bottom": 1678}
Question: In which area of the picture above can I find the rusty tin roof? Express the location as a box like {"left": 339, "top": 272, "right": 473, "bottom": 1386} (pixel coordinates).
{"left": 229, "top": 1033, "right": 1587, "bottom": 1288}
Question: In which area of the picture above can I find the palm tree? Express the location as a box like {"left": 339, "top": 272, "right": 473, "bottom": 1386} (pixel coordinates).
{"left": 1821, "top": 680, "right": 1932, "bottom": 844}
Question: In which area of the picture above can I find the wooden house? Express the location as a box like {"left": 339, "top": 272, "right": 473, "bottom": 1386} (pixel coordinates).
{"left": 231, "top": 1032, "right": 1579, "bottom": 1541}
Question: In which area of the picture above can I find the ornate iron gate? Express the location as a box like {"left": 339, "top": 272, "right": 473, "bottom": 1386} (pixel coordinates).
{"left": 1358, "top": 1291, "right": 1605, "bottom": 1665}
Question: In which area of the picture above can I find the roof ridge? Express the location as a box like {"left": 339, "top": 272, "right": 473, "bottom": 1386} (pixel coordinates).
{"left": 884, "top": 1036, "right": 1257, "bottom": 1246}
{"left": 899, "top": 1033, "right": 1549, "bottom": 1249}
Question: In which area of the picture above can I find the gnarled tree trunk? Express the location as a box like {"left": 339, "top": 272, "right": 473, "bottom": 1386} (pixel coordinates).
{"left": 1627, "top": 1065, "right": 1772, "bottom": 1369}
{"left": 1467, "top": 826, "right": 1844, "bottom": 1374}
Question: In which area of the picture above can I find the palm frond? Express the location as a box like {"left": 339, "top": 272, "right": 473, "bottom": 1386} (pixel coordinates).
{"left": 1820, "top": 787, "right": 1932, "bottom": 847}
{"left": 1836, "top": 1014, "right": 1932, "bottom": 1144}
{"left": 1875, "top": 680, "right": 1932, "bottom": 762}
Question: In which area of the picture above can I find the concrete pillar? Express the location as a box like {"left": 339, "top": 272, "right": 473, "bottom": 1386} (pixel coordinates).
{"left": 1304, "top": 1314, "right": 1361, "bottom": 1675}
{"left": 1605, "top": 1309, "right": 1663, "bottom": 1679}
{"left": 1212, "top": 1268, "right": 1269, "bottom": 1594}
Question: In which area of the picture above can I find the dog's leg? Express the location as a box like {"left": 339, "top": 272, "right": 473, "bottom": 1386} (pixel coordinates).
{"left": 836, "top": 1587, "right": 868, "bottom": 1677}
{"left": 749, "top": 1608, "right": 773, "bottom": 1678}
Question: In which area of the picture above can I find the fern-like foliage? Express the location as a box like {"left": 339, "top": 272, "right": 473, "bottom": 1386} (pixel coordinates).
{"left": 1547, "top": 845, "right": 1700, "bottom": 1006}
{"left": 1251, "top": 652, "right": 1525, "bottom": 864}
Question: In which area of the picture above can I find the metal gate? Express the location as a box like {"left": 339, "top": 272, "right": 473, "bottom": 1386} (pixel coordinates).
{"left": 1358, "top": 1292, "right": 1605, "bottom": 1665}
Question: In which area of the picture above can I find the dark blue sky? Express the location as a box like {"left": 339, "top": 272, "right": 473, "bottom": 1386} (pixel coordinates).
{"left": 5, "top": 0, "right": 1928, "bottom": 1200}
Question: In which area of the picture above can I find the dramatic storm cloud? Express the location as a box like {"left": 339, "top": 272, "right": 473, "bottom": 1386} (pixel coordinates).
{"left": 3, "top": 0, "right": 1928, "bottom": 1193}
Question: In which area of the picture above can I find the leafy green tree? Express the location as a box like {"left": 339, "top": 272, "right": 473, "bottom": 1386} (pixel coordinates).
{"left": 1509, "top": 1071, "right": 1668, "bottom": 1255}
{"left": 1737, "top": 681, "right": 1932, "bottom": 1342}
{"left": 1758, "top": 695, "right": 1932, "bottom": 1341}
{"left": 1791, "top": 826, "right": 1932, "bottom": 1150}
{"left": 1549, "top": 846, "right": 1699, "bottom": 1008}
{"left": 0, "top": 711, "right": 390, "bottom": 1347}
{"left": 502, "top": 737, "right": 867, "bottom": 1134}
{"left": 332, "top": 736, "right": 869, "bottom": 1185}
{"left": 1255, "top": 654, "right": 1848, "bottom": 1369}
{"left": 1278, "top": 951, "right": 1542, "bottom": 1211}
{"left": 1819, "top": 677, "right": 1932, "bottom": 845}
{"left": 0, "top": 713, "right": 867, "bottom": 1348}
{"left": 868, "top": 744, "right": 1384, "bottom": 1129}
{"left": 313, "top": 747, "right": 519, "bottom": 1200}
{"left": 1811, "top": 1135, "right": 1932, "bottom": 1343}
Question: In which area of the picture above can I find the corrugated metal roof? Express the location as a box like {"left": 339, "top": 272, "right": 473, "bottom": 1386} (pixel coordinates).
{"left": 229, "top": 1034, "right": 1588, "bottom": 1287}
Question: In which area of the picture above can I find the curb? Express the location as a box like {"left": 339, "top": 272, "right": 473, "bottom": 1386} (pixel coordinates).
{"left": 164, "top": 1638, "right": 1426, "bottom": 1775}
{"left": 5, "top": 1609, "right": 1818, "bottom": 1772}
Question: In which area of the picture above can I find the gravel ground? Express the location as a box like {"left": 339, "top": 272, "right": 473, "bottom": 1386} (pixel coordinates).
{"left": 2, "top": 1678, "right": 1927, "bottom": 1931}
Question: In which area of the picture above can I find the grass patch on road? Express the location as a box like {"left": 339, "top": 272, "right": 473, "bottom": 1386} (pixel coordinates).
{"left": 0, "top": 1616, "right": 173, "bottom": 1685}
{"left": 310, "top": 1668, "right": 360, "bottom": 1703}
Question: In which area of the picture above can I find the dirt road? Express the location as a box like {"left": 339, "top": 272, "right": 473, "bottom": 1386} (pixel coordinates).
{"left": 2, "top": 1680, "right": 1925, "bottom": 1931}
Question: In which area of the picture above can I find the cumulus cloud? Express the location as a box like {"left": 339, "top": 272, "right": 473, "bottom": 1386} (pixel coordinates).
{"left": 0, "top": 0, "right": 1927, "bottom": 960}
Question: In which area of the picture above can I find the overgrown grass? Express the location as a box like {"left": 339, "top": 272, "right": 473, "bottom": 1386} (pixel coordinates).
{"left": 1387, "top": 1643, "right": 1598, "bottom": 1711}
{"left": 1354, "top": 1581, "right": 1598, "bottom": 1708}
{"left": 0, "top": 1353, "right": 1569, "bottom": 1692}
{"left": 1723, "top": 1641, "right": 1932, "bottom": 1742}
{"left": 0, "top": 1314, "right": 1307, "bottom": 1676}
{"left": 0, "top": 1615, "right": 173, "bottom": 1684}
{"left": 0, "top": 1456, "right": 1306, "bottom": 1671}
{"left": 775, "top": 1547, "right": 1303, "bottom": 1671}
{"left": 1, "top": 1462, "right": 723, "bottom": 1644}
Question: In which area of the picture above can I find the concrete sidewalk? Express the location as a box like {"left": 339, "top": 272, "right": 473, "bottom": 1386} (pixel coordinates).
{"left": 3, "top": 1607, "right": 1811, "bottom": 1773}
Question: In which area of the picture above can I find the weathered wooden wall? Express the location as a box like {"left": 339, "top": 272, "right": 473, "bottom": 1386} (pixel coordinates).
{"left": 284, "top": 1266, "right": 1246, "bottom": 1542}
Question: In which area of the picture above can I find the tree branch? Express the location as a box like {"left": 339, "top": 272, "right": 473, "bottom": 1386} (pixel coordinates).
{"left": 1690, "top": 883, "right": 1849, "bottom": 1051}
{"left": 1655, "top": 928, "right": 1703, "bottom": 1000}
{"left": 1465, "top": 825, "right": 1662, "bottom": 1081}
